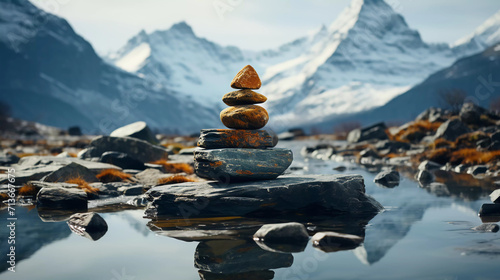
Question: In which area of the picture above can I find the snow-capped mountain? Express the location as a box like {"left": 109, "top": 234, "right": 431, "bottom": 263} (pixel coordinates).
{"left": 452, "top": 10, "right": 500, "bottom": 57}
{"left": 0, "top": 0, "right": 218, "bottom": 134}
{"left": 110, "top": 0, "right": 500, "bottom": 132}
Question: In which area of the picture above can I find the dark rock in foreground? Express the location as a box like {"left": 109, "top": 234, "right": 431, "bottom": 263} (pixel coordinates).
{"left": 67, "top": 212, "right": 108, "bottom": 241}
{"left": 110, "top": 121, "right": 159, "bottom": 144}
{"left": 99, "top": 151, "right": 145, "bottom": 170}
{"left": 145, "top": 175, "right": 383, "bottom": 219}
{"left": 479, "top": 203, "right": 500, "bottom": 218}
{"left": 194, "top": 148, "right": 293, "bottom": 181}
{"left": 311, "top": 232, "right": 364, "bottom": 253}
{"left": 374, "top": 170, "right": 400, "bottom": 188}
{"left": 197, "top": 129, "right": 277, "bottom": 149}
{"left": 253, "top": 222, "right": 309, "bottom": 243}
{"left": 41, "top": 162, "right": 98, "bottom": 183}
{"left": 433, "top": 118, "right": 470, "bottom": 141}
{"left": 37, "top": 187, "right": 88, "bottom": 210}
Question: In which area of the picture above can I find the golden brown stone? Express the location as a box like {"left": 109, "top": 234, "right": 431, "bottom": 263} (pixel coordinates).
{"left": 220, "top": 105, "right": 269, "bottom": 130}
{"left": 230, "top": 65, "right": 262, "bottom": 89}
{"left": 222, "top": 89, "right": 267, "bottom": 106}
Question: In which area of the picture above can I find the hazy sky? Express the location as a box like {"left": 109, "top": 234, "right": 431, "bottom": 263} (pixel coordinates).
{"left": 31, "top": 0, "right": 500, "bottom": 55}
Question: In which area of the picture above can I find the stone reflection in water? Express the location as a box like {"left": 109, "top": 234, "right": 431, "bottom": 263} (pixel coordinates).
{"left": 195, "top": 239, "right": 293, "bottom": 279}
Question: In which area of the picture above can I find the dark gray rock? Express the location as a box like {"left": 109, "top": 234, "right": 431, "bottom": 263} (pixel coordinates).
{"left": 68, "top": 126, "right": 82, "bottom": 136}
{"left": 460, "top": 102, "right": 485, "bottom": 125}
{"left": 145, "top": 175, "right": 383, "bottom": 219}
{"left": 99, "top": 151, "right": 145, "bottom": 170}
{"left": 0, "top": 153, "right": 19, "bottom": 166}
{"left": 416, "top": 169, "right": 434, "bottom": 185}
{"left": 433, "top": 118, "right": 471, "bottom": 141}
{"left": 198, "top": 129, "right": 278, "bottom": 149}
{"left": 490, "top": 189, "right": 500, "bottom": 204}
{"left": 118, "top": 185, "right": 144, "bottom": 196}
{"left": 334, "top": 166, "right": 347, "bottom": 172}
{"left": 374, "top": 170, "right": 400, "bottom": 188}
{"left": 84, "top": 136, "right": 169, "bottom": 163}
{"left": 311, "top": 232, "right": 364, "bottom": 253}
{"left": 198, "top": 270, "right": 274, "bottom": 280}
{"left": 468, "top": 165, "right": 488, "bottom": 176}
{"left": 359, "top": 148, "right": 381, "bottom": 159}
{"left": 194, "top": 148, "right": 293, "bottom": 181}
{"left": 195, "top": 240, "right": 293, "bottom": 274}
{"left": 479, "top": 204, "right": 500, "bottom": 217}
{"left": 472, "top": 223, "right": 499, "bottom": 233}
{"left": 477, "top": 138, "right": 492, "bottom": 149}
{"left": 110, "top": 121, "right": 158, "bottom": 144}
{"left": 416, "top": 107, "right": 445, "bottom": 122}
{"left": 253, "top": 222, "right": 309, "bottom": 243}
{"left": 41, "top": 162, "right": 98, "bottom": 183}
{"left": 67, "top": 212, "right": 108, "bottom": 240}
{"left": 37, "top": 187, "right": 88, "bottom": 210}
{"left": 374, "top": 140, "right": 411, "bottom": 153}
{"left": 489, "top": 141, "right": 500, "bottom": 151}
{"left": 347, "top": 122, "right": 388, "bottom": 143}
{"left": 492, "top": 131, "right": 500, "bottom": 142}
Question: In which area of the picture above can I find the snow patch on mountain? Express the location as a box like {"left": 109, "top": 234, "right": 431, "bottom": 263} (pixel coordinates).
{"left": 452, "top": 10, "right": 500, "bottom": 57}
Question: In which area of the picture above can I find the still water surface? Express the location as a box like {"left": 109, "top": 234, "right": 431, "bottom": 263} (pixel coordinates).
{"left": 1, "top": 140, "right": 498, "bottom": 280}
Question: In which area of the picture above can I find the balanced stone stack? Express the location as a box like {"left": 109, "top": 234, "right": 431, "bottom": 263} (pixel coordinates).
{"left": 195, "top": 65, "right": 293, "bottom": 182}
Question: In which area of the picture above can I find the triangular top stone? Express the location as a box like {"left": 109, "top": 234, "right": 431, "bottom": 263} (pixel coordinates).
{"left": 230, "top": 65, "right": 261, "bottom": 89}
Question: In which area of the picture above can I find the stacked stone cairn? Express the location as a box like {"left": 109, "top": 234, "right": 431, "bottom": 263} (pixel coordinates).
{"left": 195, "top": 65, "right": 293, "bottom": 182}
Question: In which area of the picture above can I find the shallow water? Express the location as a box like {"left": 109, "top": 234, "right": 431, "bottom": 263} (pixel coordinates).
{"left": 1, "top": 140, "right": 499, "bottom": 280}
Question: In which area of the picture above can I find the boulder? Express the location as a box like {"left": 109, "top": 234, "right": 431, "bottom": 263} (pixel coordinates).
{"left": 83, "top": 136, "right": 169, "bottom": 163}
{"left": 99, "top": 151, "right": 145, "bottom": 170}
{"left": 194, "top": 148, "right": 292, "bottom": 181}
{"left": 220, "top": 105, "right": 269, "bottom": 130}
{"left": 37, "top": 187, "right": 88, "bottom": 210}
{"left": 415, "top": 170, "right": 434, "bottom": 185}
{"left": 433, "top": 118, "right": 470, "bottom": 141}
{"left": 479, "top": 204, "right": 500, "bottom": 217}
{"left": 374, "top": 170, "right": 400, "bottom": 188}
{"left": 359, "top": 148, "right": 381, "bottom": 159}
{"left": 471, "top": 223, "right": 499, "bottom": 233}
{"left": 347, "top": 122, "right": 388, "bottom": 143}
{"left": 253, "top": 222, "right": 309, "bottom": 243}
{"left": 459, "top": 102, "right": 485, "bottom": 125}
{"left": 67, "top": 212, "right": 108, "bottom": 241}
{"left": 197, "top": 129, "right": 277, "bottom": 149}
{"left": 416, "top": 107, "right": 445, "bottom": 122}
{"left": 222, "top": 89, "right": 267, "bottom": 105}
{"left": 0, "top": 153, "right": 19, "bottom": 166}
{"left": 118, "top": 185, "right": 144, "bottom": 196}
{"left": 468, "top": 165, "right": 488, "bottom": 176}
{"left": 230, "top": 65, "right": 261, "bottom": 89}
{"left": 490, "top": 189, "right": 500, "bottom": 204}
{"left": 110, "top": 121, "right": 158, "bottom": 144}
{"left": 145, "top": 175, "right": 383, "bottom": 219}
{"left": 41, "top": 162, "right": 98, "bottom": 183}
{"left": 311, "top": 232, "right": 363, "bottom": 253}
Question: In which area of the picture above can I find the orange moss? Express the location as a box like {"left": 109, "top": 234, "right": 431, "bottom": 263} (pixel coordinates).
{"left": 236, "top": 170, "right": 253, "bottom": 175}
{"left": 449, "top": 148, "right": 500, "bottom": 165}
{"left": 157, "top": 175, "right": 196, "bottom": 185}
{"left": 423, "top": 147, "right": 452, "bottom": 165}
{"left": 65, "top": 177, "right": 99, "bottom": 194}
{"left": 391, "top": 121, "right": 442, "bottom": 143}
{"left": 96, "top": 169, "right": 132, "bottom": 183}
{"left": 0, "top": 192, "right": 9, "bottom": 201}
{"left": 454, "top": 132, "right": 489, "bottom": 148}
{"left": 151, "top": 160, "right": 194, "bottom": 174}
{"left": 430, "top": 138, "right": 453, "bottom": 149}
{"left": 19, "top": 184, "right": 38, "bottom": 196}
{"left": 162, "top": 143, "right": 195, "bottom": 154}
{"left": 68, "top": 152, "right": 78, "bottom": 158}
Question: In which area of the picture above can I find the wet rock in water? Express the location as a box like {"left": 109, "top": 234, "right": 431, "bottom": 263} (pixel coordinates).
{"left": 195, "top": 240, "right": 292, "bottom": 275}
{"left": 347, "top": 122, "right": 388, "bottom": 143}
{"left": 253, "top": 222, "right": 309, "bottom": 243}
{"left": 490, "top": 189, "right": 500, "bottom": 203}
{"left": 0, "top": 152, "right": 19, "bottom": 166}
{"left": 83, "top": 136, "right": 169, "bottom": 163}
{"left": 145, "top": 175, "right": 383, "bottom": 219}
{"left": 99, "top": 151, "right": 145, "bottom": 170}
{"left": 433, "top": 118, "right": 471, "bottom": 141}
{"left": 194, "top": 148, "right": 292, "bottom": 181}
{"left": 311, "top": 232, "right": 364, "bottom": 253}
{"left": 110, "top": 121, "right": 158, "bottom": 144}
{"left": 416, "top": 169, "right": 434, "bottom": 185}
{"left": 230, "top": 65, "right": 262, "bottom": 89}
{"left": 220, "top": 105, "right": 269, "bottom": 130}
{"left": 472, "top": 223, "right": 499, "bottom": 233}
{"left": 41, "top": 162, "right": 98, "bottom": 183}
{"left": 374, "top": 170, "right": 400, "bottom": 188}
{"left": 334, "top": 166, "right": 347, "bottom": 172}
{"left": 198, "top": 270, "right": 274, "bottom": 280}
{"left": 459, "top": 102, "right": 485, "bottom": 125}
{"left": 198, "top": 129, "right": 277, "bottom": 149}
{"left": 118, "top": 185, "right": 144, "bottom": 196}
{"left": 222, "top": 89, "right": 267, "bottom": 106}
{"left": 468, "top": 165, "right": 488, "bottom": 176}
{"left": 67, "top": 212, "right": 108, "bottom": 241}
{"left": 37, "top": 187, "right": 87, "bottom": 210}
{"left": 418, "top": 160, "right": 443, "bottom": 171}
{"left": 479, "top": 204, "right": 500, "bottom": 217}
{"left": 255, "top": 239, "right": 308, "bottom": 254}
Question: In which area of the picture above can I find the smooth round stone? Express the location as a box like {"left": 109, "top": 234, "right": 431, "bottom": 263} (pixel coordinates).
{"left": 194, "top": 148, "right": 293, "bottom": 181}
{"left": 222, "top": 89, "right": 267, "bottom": 106}
{"left": 197, "top": 129, "right": 278, "bottom": 149}
{"left": 231, "top": 65, "right": 262, "bottom": 89}
{"left": 220, "top": 105, "right": 269, "bottom": 130}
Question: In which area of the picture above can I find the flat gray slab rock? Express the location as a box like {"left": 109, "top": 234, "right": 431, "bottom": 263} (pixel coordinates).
{"left": 198, "top": 129, "right": 277, "bottom": 149}
{"left": 37, "top": 187, "right": 88, "bottom": 210}
{"left": 145, "top": 175, "right": 383, "bottom": 219}
{"left": 194, "top": 148, "right": 293, "bottom": 181}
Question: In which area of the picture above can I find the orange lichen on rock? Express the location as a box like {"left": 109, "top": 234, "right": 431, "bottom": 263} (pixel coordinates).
{"left": 157, "top": 175, "right": 196, "bottom": 185}
{"left": 220, "top": 105, "right": 269, "bottom": 130}
{"left": 230, "top": 65, "right": 261, "bottom": 89}
{"left": 209, "top": 161, "right": 223, "bottom": 168}
{"left": 96, "top": 169, "right": 132, "bottom": 183}
{"left": 236, "top": 170, "right": 254, "bottom": 175}
{"left": 151, "top": 160, "right": 194, "bottom": 174}
{"left": 65, "top": 177, "right": 99, "bottom": 194}
{"left": 449, "top": 148, "right": 500, "bottom": 165}
{"left": 19, "top": 184, "right": 39, "bottom": 196}
{"left": 391, "top": 120, "right": 442, "bottom": 143}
